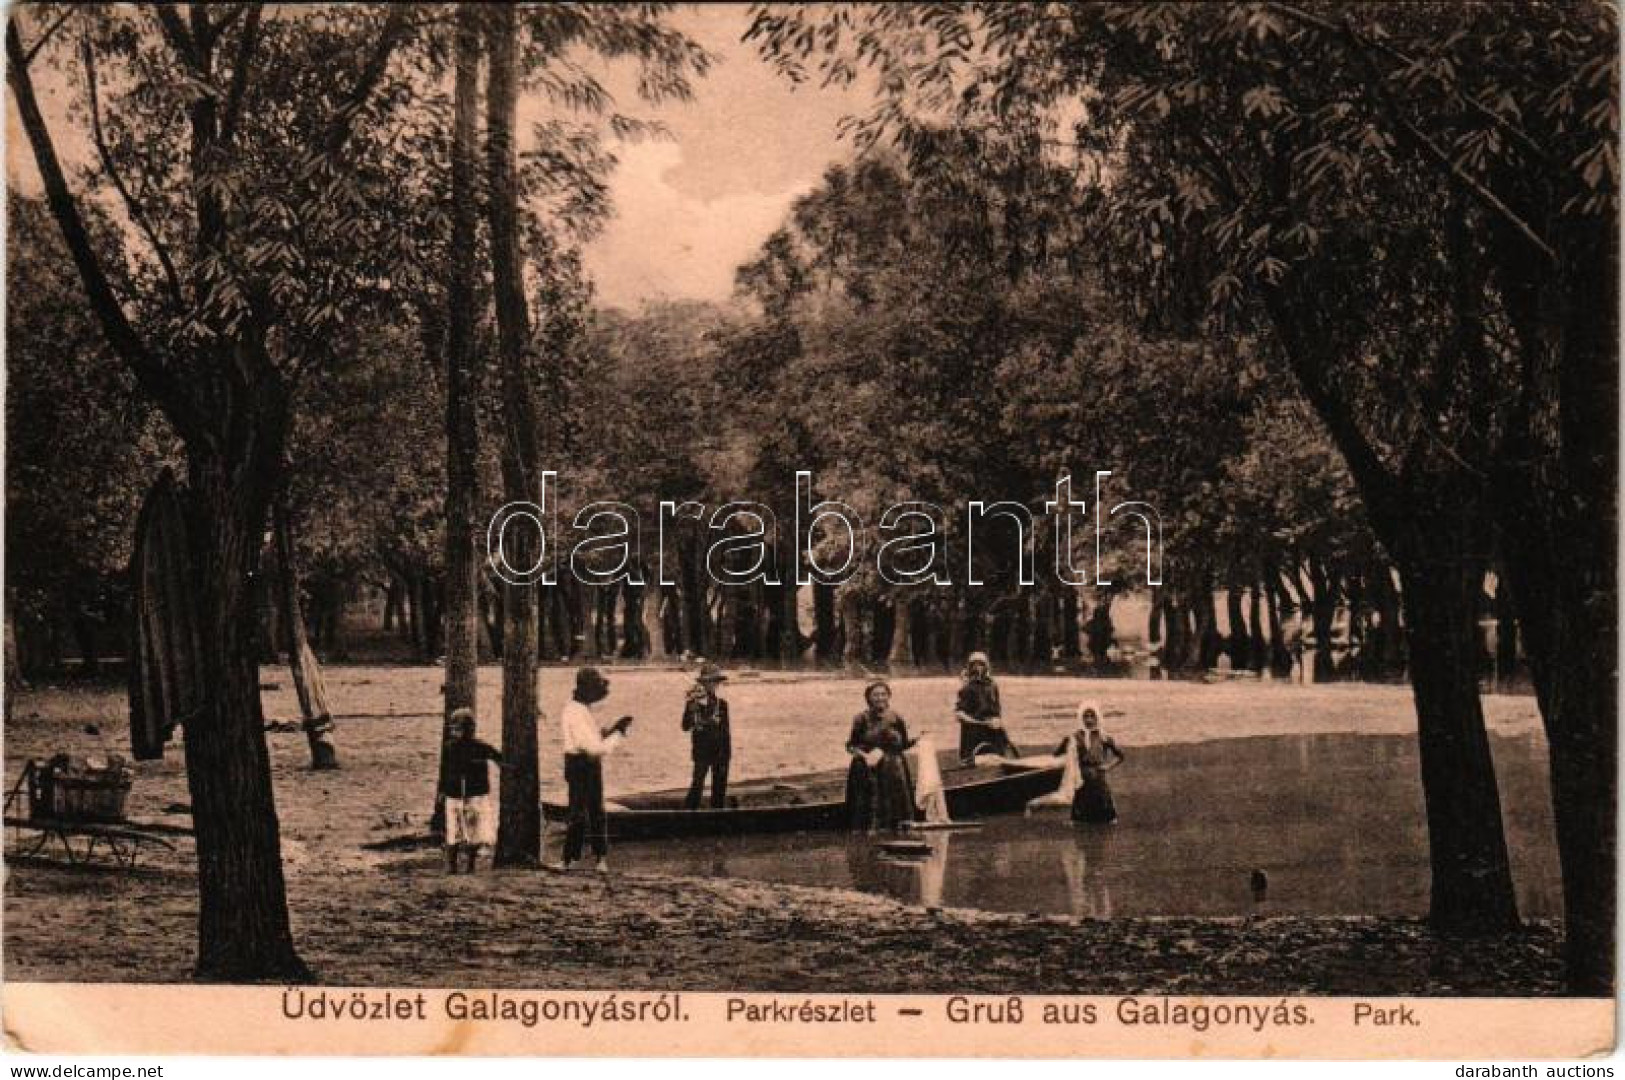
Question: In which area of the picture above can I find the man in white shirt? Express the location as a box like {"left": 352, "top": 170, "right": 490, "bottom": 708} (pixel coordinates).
{"left": 561, "top": 667, "right": 633, "bottom": 871}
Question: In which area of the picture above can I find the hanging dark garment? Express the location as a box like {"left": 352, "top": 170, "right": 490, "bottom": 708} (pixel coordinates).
{"left": 127, "top": 470, "right": 205, "bottom": 760}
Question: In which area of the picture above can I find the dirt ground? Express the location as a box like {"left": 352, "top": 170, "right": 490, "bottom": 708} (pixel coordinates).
{"left": 2, "top": 666, "right": 1563, "bottom": 993}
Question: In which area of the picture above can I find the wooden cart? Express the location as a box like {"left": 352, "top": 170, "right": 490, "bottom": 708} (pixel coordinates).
{"left": 4, "top": 758, "right": 183, "bottom": 867}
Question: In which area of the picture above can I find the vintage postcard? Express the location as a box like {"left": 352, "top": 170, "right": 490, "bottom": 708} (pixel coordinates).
{"left": 2, "top": 0, "right": 1616, "bottom": 1063}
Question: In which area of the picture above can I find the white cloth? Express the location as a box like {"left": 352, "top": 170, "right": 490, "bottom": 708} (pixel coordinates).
{"left": 910, "top": 735, "right": 950, "bottom": 824}
{"left": 444, "top": 794, "right": 495, "bottom": 846}
{"left": 561, "top": 699, "right": 623, "bottom": 758}
{"left": 1026, "top": 733, "right": 1083, "bottom": 812}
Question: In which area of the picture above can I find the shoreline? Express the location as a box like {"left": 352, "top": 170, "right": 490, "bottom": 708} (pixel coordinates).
{"left": 5, "top": 856, "right": 1566, "bottom": 995}
{"left": 4, "top": 672, "right": 1560, "bottom": 994}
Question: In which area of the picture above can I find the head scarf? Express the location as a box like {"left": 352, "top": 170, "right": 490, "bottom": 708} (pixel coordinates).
{"left": 1076, "top": 700, "right": 1106, "bottom": 733}
{"left": 962, "top": 650, "right": 993, "bottom": 681}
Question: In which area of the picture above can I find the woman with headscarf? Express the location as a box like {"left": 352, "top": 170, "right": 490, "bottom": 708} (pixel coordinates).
{"left": 1054, "top": 701, "right": 1125, "bottom": 824}
{"left": 844, "top": 680, "right": 918, "bottom": 832}
{"left": 954, "top": 651, "right": 1014, "bottom": 763}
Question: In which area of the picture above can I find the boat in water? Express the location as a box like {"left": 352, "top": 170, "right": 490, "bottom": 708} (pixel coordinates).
{"left": 543, "top": 750, "right": 1063, "bottom": 840}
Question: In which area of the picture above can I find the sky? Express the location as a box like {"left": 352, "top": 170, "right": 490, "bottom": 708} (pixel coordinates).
{"left": 572, "top": 5, "right": 867, "bottom": 310}
{"left": 6, "top": 4, "right": 871, "bottom": 313}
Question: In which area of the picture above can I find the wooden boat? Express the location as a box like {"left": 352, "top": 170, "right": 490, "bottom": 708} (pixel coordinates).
{"left": 543, "top": 750, "right": 1063, "bottom": 841}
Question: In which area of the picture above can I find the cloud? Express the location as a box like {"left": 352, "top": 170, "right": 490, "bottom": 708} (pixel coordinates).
{"left": 583, "top": 139, "right": 815, "bottom": 310}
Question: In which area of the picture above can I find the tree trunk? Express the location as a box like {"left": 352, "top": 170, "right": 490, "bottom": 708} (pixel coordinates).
{"left": 643, "top": 578, "right": 670, "bottom": 660}
{"left": 659, "top": 583, "right": 681, "bottom": 657}
{"left": 320, "top": 584, "right": 346, "bottom": 661}
{"left": 1085, "top": 593, "right": 1114, "bottom": 665}
{"left": 4, "top": 609, "right": 22, "bottom": 707}
{"left": 1306, "top": 559, "right": 1339, "bottom": 682}
{"left": 777, "top": 579, "right": 801, "bottom": 667}
{"left": 622, "top": 581, "right": 646, "bottom": 658}
{"left": 1194, "top": 581, "right": 1222, "bottom": 670}
{"left": 1370, "top": 566, "right": 1406, "bottom": 678}
{"left": 1224, "top": 586, "right": 1247, "bottom": 671}
{"left": 1488, "top": 197, "right": 1618, "bottom": 994}
{"left": 682, "top": 551, "right": 707, "bottom": 658}
{"left": 182, "top": 451, "right": 310, "bottom": 981}
{"left": 423, "top": 575, "right": 443, "bottom": 659}
{"left": 838, "top": 585, "right": 864, "bottom": 670}
{"left": 402, "top": 573, "right": 419, "bottom": 652}
{"left": 273, "top": 502, "right": 337, "bottom": 770}
{"left": 887, "top": 596, "right": 912, "bottom": 670}
{"left": 482, "top": 576, "right": 505, "bottom": 659}
{"left": 1247, "top": 583, "right": 1267, "bottom": 673}
{"left": 1266, "top": 292, "right": 1522, "bottom": 944}
{"left": 581, "top": 586, "right": 602, "bottom": 660}
{"left": 1502, "top": 532, "right": 1616, "bottom": 994}
{"left": 946, "top": 592, "right": 968, "bottom": 668}
{"left": 1264, "top": 572, "right": 1292, "bottom": 677}
{"left": 439, "top": 0, "right": 484, "bottom": 818}
{"left": 1031, "top": 592, "right": 1052, "bottom": 668}
{"left": 486, "top": 6, "right": 541, "bottom": 866}
{"left": 714, "top": 587, "right": 736, "bottom": 660}
{"left": 1397, "top": 548, "right": 1521, "bottom": 936}
{"left": 813, "top": 581, "right": 837, "bottom": 666}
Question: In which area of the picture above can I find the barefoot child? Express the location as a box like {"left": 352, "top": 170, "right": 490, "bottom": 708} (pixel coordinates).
{"left": 441, "top": 708, "right": 502, "bottom": 873}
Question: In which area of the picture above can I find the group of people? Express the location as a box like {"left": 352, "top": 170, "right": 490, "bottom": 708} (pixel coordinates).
{"left": 842, "top": 653, "right": 1126, "bottom": 833}
{"left": 438, "top": 651, "right": 1126, "bottom": 873}
{"left": 439, "top": 666, "right": 633, "bottom": 874}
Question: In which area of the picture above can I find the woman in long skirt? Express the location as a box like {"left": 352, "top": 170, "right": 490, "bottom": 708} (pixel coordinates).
{"left": 844, "top": 680, "right": 918, "bottom": 832}
{"left": 1055, "top": 700, "right": 1125, "bottom": 824}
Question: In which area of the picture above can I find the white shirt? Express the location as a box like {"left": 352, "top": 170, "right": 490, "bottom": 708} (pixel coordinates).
{"left": 561, "top": 699, "right": 623, "bottom": 758}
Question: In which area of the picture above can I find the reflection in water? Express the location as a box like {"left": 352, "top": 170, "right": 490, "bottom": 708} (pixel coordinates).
{"left": 1060, "top": 830, "right": 1114, "bottom": 919}
{"left": 610, "top": 731, "right": 1560, "bottom": 920}
{"left": 916, "top": 832, "right": 949, "bottom": 908}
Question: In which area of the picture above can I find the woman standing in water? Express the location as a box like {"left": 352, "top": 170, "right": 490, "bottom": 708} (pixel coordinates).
{"left": 844, "top": 680, "right": 918, "bottom": 832}
{"left": 1057, "top": 701, "right": 1126, "bottom": 824}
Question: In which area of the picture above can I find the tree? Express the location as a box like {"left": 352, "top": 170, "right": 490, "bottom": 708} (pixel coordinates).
{"left": 271, "top": 499, "right": 337, "bottom": 769}
{"left": 5, "top": 195, "right": 174, "bottom": 680}
{"left": 485, "top": 2, "right": 545, "bottom": 867}
{"left": 8, "top": 4, "right": 413, "bottom": 980}
{"left": 470, "top": 4, "right": 706, "bottom": 865}
{"left": 439, "top": 1, "right": 485, "bottom": 828}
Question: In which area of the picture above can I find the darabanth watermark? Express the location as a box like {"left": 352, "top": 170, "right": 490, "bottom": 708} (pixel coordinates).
{"left": 485, "top": 470, "right": 1162, "bottom": 589}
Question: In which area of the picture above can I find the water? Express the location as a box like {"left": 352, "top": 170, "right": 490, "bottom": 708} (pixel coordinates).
{"left": 601, "top": 731, "right": 1561, "bottom": 918}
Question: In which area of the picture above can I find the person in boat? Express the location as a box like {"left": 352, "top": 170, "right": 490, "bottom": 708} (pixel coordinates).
{"left": 954, "top": 651, "right": 1016, "bottom": 763}
{"left": 560, "top": 667, "right": 634, "bottom": 871}
{"left": 682, "top": 661, "right": 731, "bottom": 810}
{"left": 440, "top": 708, "right": 502, "bottom": 874}
{"left": 845, "top": 680, "right": 919, "bottom": 832}
{"left": 1054, "top": 700, "right": 1125, "bottom": 824}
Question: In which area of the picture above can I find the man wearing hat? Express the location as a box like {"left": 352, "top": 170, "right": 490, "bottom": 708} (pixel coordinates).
{"left": 560, "top": 667, "right": 634, "bottom": 871}
{"left": 681, "top": 661, "right": 732, "bottom": 810}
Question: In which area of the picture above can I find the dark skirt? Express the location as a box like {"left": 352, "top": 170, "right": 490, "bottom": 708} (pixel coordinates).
{"left": 1071, "top": 768, "right": 1118, "bottom": 824}
{"left": 845, "top": 753, "right": 916, "bottom": 832}
{"left": 959, "top": 723, "right": 1016, "bottom": 762}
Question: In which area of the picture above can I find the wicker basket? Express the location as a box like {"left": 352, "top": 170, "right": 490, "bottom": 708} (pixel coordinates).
{"left": 32, "top": 756, "right": 133, "bottom": 823}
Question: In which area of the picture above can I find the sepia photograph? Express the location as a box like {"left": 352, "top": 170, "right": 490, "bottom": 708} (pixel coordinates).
{"left": 1, "top": 0, "right": 1617, "bottom": 1061}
